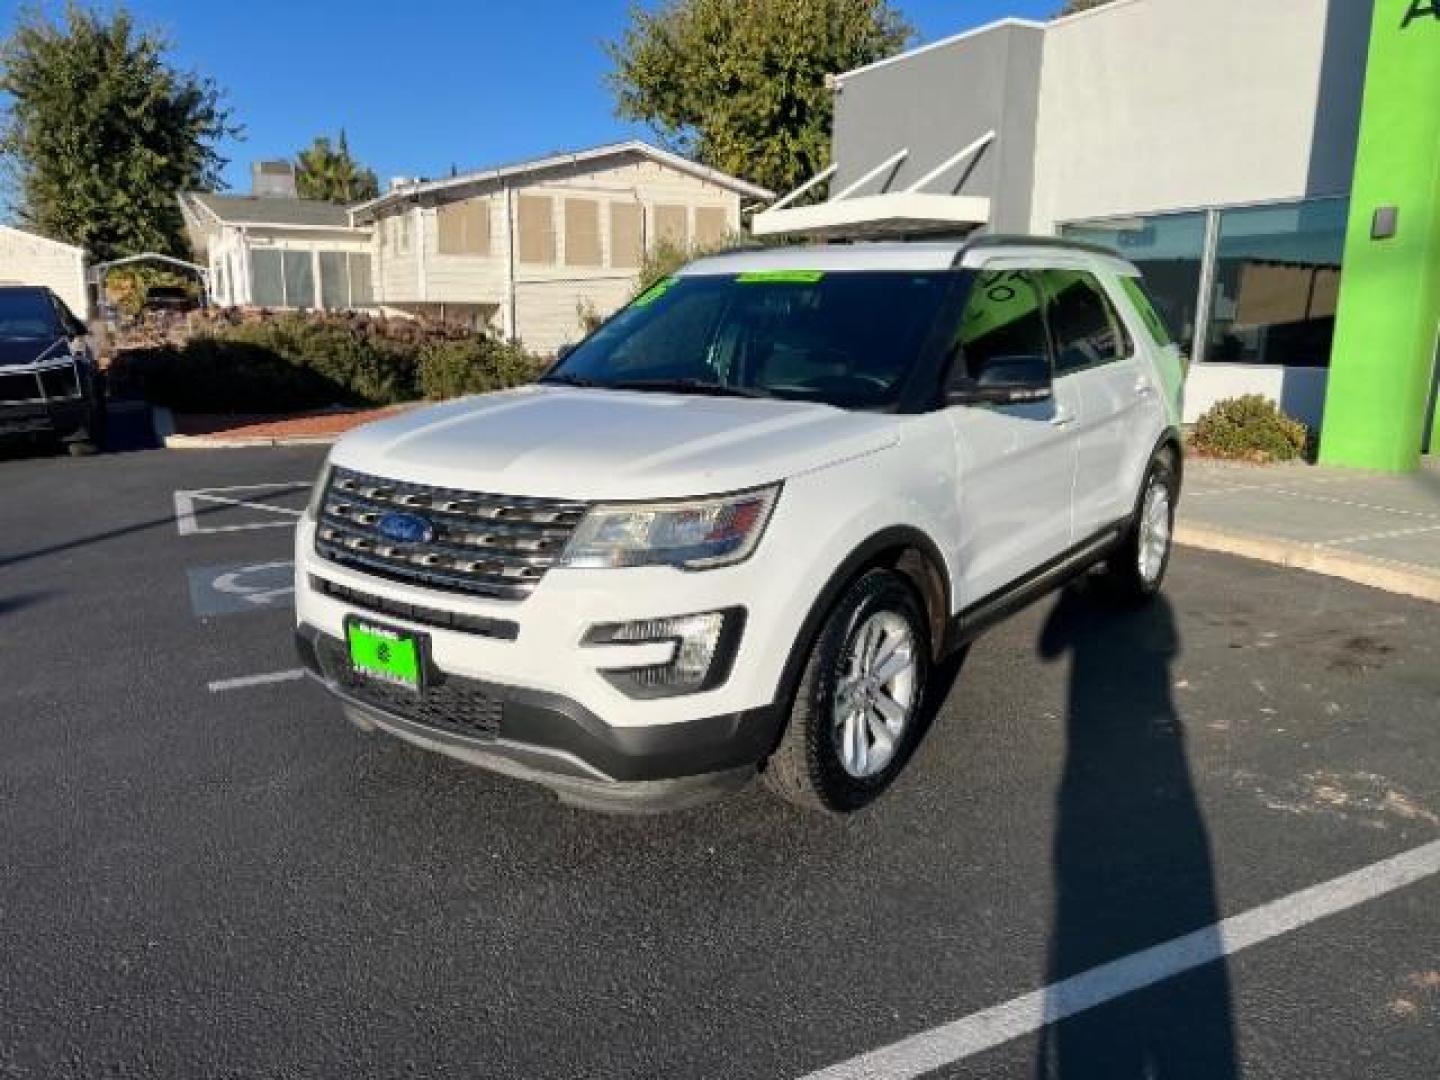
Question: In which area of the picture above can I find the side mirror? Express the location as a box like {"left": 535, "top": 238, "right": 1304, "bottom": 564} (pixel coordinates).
{"left": 945, "top": 353, "right": 1053, "bottom": 406}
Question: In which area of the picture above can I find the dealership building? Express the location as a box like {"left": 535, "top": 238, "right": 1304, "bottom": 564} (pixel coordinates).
{"left": 754, "top": 0, "right": 1440, "bottom": 472}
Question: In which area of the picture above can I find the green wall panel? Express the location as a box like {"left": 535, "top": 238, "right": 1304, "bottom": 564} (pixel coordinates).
{"left": 1320, "top": 0, "right": 1440, "bottom": 471}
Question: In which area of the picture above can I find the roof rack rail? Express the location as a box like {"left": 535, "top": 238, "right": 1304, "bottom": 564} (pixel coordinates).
{"left": 958, "top": 232, "right": 1123, "bottom": 260}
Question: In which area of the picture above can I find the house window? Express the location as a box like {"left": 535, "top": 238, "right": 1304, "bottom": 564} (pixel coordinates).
{"left": 251, "top": 250, "right": 285, "bottom": 307}
{"left": 282, "top": 251, "right": 314, "bottom": 309}
{"left": 654, "top": 204, "right": 688, "bottom": 249}
{"left": 319, "top": 252, "right": 349, "bottom": 309}
{"left": 695, "top": 206, "right": 729, "bottom": 249}
{"left": 565, "top": 198, "right": 602, "bottom": 267}
{"left": 437, "top": 198, "right": 490, "bottom": 255}
{"left": 518, "top": 195, "right": 555, "bottom": 264}
{"left": 610, "top": 203, "right": 643, "bottom": 269}
{"left": 349, "top": 254, "right": 373, "bottom": 306}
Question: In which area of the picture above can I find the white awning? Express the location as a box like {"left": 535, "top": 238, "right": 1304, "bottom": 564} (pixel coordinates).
{"left": 751, "top": 192, "right": 990, "bottom": 240}
{"left": 752, "top": 130, "right": 995, "bottom": 241}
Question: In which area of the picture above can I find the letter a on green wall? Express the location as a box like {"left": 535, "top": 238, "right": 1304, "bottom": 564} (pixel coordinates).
{"left": 1320, "top": 0, "right": 1440, "bottom": 471}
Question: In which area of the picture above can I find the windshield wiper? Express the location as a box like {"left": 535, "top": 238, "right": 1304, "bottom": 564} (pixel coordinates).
{"left": 607, "top": 378, "right": 773, "bottom": 400}
{"left": 539, "top": 373, "right": 605, "bottom": 388}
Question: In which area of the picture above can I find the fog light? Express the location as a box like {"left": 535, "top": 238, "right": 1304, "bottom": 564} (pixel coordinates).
{"left": 583, "top": 608, "right": 745, "bottom": 698}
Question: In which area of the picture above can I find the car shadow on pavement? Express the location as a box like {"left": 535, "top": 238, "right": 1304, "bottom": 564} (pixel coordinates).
{"left": 1034, "top": 583, "right": 1238, "bottom": 1080}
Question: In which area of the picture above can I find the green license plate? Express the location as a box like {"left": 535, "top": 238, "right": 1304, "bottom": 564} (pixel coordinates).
{"left": 345, "top": 618, "right": 424, "bottom": 692}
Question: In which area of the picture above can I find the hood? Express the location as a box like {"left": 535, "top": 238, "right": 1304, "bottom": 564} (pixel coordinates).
{"left": 0, "top": 336, "right": 63, "bottom": 368}
{"left": 331, "top": 385, "right": 900, "bottom": 500}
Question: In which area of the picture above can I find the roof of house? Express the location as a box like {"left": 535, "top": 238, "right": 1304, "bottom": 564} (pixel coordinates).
{"left": 183, "top": 193, "right": 357, "bottom": 230}
{"left": 350, "top": 140, "right": 775, "bottom": 220}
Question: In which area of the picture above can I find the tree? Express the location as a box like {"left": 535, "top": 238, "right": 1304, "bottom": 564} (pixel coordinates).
{"left": 0, "top": 3, "right": 238, "bottom": 261}
{"left": 294, "top": 130, "right": 379, "bottom": 204}
{"left": 607, "top": 0, "right": 911, "bottom": 196}
{"left": 1056, "top": 0, "right": 1116, "bottom": 14}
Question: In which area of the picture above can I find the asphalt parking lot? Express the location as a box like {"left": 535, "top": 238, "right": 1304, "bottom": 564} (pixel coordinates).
{"left": 2, "top": 443, "right": 1438, "bottom": 1079}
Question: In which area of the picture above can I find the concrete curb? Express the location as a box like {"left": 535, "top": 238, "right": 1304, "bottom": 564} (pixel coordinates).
{"left": 152, "top": 402, "right": 424, "bottom": 450}
{"left": 1175, "top": 522, "right": 1440, "bottom": 604}
{"left": 162, "top": 431, "right": 338, "bottom": 449}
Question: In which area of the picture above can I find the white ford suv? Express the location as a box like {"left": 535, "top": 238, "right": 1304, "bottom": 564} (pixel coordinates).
{"left": 294, "top": 237, "right": 1186, "bottom": 813}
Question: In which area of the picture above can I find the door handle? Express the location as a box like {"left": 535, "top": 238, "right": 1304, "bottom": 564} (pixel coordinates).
{"left": 1134, "top": 379, "right": 1156, "bottom": 398}
{"left": 1050, "top": 406, "right": 1076, "bottom": 428}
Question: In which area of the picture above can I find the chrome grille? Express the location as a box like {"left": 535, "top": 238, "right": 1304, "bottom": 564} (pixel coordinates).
{"left": 314, "top": 467, "right": 589, "bottom": 600}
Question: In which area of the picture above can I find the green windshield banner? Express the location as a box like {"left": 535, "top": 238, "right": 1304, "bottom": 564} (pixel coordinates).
{"left": 1320, "top": 0, "right": 1440, "bottom": 470}
{"left": 735, "top": 270, "right": 825, "bottom": 284}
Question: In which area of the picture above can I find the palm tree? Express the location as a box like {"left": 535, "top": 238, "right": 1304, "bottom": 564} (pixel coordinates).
{"left": 295, "top": 130, "right": 379, "bottom": 204}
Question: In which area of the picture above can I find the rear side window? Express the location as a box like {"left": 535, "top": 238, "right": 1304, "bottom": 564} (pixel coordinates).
{"left": 1119, "top": 275, "right": 1176, "bottom": 347}
{"left": 954, "top": 270, "right": 1051, "bottom": 386}
{"left": 1042, "top": 270, "right": 1130, "bottom": 374}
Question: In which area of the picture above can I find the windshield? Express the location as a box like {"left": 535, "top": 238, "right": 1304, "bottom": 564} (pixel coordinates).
{"left": 0, "top": 290, "right": 61, "bottom": 341}
{"left": 544, "top": 270, "right": 960, "bottom": 409}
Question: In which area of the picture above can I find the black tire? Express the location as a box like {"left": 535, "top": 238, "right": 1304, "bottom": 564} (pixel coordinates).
{"left": 1104, "top": 450, "right": 1178, "bottom": 601}
{"left": 762, "top": 568, "right": 931, "bottom": 814}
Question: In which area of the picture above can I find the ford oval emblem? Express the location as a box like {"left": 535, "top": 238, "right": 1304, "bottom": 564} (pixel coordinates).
{"left": 376, "top": 511, "right": 435, "bottom": 545}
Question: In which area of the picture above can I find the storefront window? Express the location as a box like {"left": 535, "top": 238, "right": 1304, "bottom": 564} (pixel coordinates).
{"left": 1062, "top": 211, "right": 1206, "bottom": 356}
{"left": 1204, "top": 198, "right": 1348, "bottom": 368}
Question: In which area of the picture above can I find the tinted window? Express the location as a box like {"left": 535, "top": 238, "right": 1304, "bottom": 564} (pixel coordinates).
{"left": 1043, "top": 270, "right": 1128, "bottom": 374}
{"left": 1204, "top": 197, "right": 1347, "bottom": 368}
{"left": 952, "top": 270, "right": 1051, "bottom": 387}
{"left": 0, "top": 289, "right": 62, "bottom": 340}
{"left": 549, "top": 271, "right": 957, "bottom": 409}
{"left": 1119, "top": 276, "right": 1175, "bottom": 347}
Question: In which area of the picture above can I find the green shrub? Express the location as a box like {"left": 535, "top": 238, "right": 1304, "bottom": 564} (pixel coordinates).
{"left": 118, "top": 311, "right": 542, "bottom": 413}
{"left": 1190, "top": 394, "right": 1309, "bottom": 462}
{"left": 417, "top": 337, "right": 541, "bottom": 400}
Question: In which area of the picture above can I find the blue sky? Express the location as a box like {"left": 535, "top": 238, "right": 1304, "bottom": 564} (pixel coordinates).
{"left": 7, "top": 0, "right": 1058, "bottom": 192}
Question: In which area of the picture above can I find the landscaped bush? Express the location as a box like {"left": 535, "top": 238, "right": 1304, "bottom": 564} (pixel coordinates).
{"left": 417, "top": 337, "right": 543, "bottom": 400}
{"left": 115, "top": 310, "right": 541, "bottom": 413}
{"left": 1190, "top": 394, "right": 1309, "bottom": 462}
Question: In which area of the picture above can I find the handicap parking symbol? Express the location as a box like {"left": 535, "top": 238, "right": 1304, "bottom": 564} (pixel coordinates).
{"left": 187, "top": 560, "right": 295, "bottom": 616}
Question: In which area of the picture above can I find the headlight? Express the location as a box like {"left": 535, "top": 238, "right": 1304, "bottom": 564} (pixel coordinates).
{"left": 305, "top": 455, "right": 333, "bottom": 519}
{"left": 558, "top": 485, "right": 780, "bottom": 570}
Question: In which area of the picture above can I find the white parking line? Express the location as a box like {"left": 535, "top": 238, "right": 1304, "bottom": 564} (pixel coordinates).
{"left": 798, "top": 838, "right": 1440, "bottom": 1080}
{"left": 207, "top": 668, "right": 307, "bottom": 693}
{"left": 174, "top": 481, "right": 311, "bottom": 536}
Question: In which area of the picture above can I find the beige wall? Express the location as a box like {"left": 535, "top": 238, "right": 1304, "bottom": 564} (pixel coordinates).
{"left": 0, "top": 227, "right": 88, "bottom": 318}
{"left": 365, "top": 150, "right": 744, "bottom": 350}
{"left": 1030, "top": 0, "right": 1367, "bottom": 232}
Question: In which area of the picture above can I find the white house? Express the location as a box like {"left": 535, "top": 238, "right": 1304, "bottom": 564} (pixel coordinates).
{"left": 349, "top": 140, "right": 773, "bottom": 352}
{"left": 180, "top": 162, "right": 374, "bottom": 312}
{"left": 0, "top": 225, "right": 90, "bottom": 318}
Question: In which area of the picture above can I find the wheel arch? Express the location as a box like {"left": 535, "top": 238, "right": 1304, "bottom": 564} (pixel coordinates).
{"left": 771, "top": 526, "right": 953, "bottom": 718}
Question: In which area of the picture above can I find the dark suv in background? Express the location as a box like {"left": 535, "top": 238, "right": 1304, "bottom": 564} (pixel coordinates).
{"left": 0, "top": 285, "right": 105, "bottom": 455}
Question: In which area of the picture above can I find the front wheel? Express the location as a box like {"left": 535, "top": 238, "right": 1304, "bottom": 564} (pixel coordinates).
{"left": 1105, "top": 452, "right": 1177, "bottom": 600}
{"left": 762, "top": 569, "right": 931, "bottom": 814}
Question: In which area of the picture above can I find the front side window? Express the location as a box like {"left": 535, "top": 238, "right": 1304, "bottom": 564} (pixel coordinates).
{"left": 1043, "top": 270, "right": 1129, "bottom": 374}
{"left": 545, "top": 271, "right": 959, "bottom": 409}
{"left": 952, "top": 269, "right": 1051, "bottom": 388}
